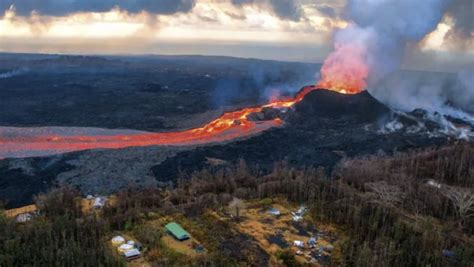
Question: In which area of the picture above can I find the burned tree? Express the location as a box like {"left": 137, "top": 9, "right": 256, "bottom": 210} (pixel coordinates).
{"left": 365, "top": 181, "right": 404, "bottom": 207}
{"left": 228, "top": 197, "right": 246, "bottom": 219}
{"left": 442, "top": 186, "right": 474, "bottom": 226}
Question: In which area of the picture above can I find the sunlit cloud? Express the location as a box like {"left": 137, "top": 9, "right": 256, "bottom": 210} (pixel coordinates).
{"left": 0, "top": 0, "right": 471, "bottom": 67}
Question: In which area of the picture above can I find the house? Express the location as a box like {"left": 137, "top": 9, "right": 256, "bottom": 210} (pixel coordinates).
{"left": 427, "top": 179, "right": 442, "bottom": 189}
{"left": 268, "top": 208, "right": 281, "bottom": 216}
{"left": 293, "top": 205, "right": 307, "bottom": 217}
{"left": 5, "top": 204, "right": 39, "bottom": 223}
{"left": 118, "top": 243, "right": 134, "bottom": 254}
{"left": 93, "top": 197, "right": 106, "bottom": 209}
{"left": 292, "top": 214, "right": 303, "bottom": 222}
{"left": 165, "top": 222, "right": 191, "bottom": 241}
{"left": 16, "top": 213, "right": 33, "bottom": 223}
{"left": 308, "top": 237, "right": 317, "bottom": 247}
{"left": 124, "top": 248, "right": 141, "bottom": 261}
{"left": 111, "top": 235, "right": 125, "bottom": 246}
{"left": 293, "top": 240, "right": 304, "bottom": 248}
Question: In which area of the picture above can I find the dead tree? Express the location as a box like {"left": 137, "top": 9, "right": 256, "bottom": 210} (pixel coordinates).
{"left": 442, "top": 186, "right": 474, "bottom": 226}
{"left": 365, "top": 181, "right": 404, "bottom": 207}
{"left": 228, "top": 197, "right": 246, "bottom": 219}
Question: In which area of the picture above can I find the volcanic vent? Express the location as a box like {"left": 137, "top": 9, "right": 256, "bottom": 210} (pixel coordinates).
{"left": 151, "top": 88, "right": 453, "bottom": 182}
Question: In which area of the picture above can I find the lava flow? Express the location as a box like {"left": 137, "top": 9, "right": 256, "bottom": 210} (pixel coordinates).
{"left": 0, "top": 86, "right": 326, "bottom": 159}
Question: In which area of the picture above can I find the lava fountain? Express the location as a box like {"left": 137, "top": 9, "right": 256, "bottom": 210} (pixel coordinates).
{"left": 316, "top": 24, "right": 373, "bottom": 95}
{"left": 0, "top": 61, "right": 365, "bottom": 159}
{"left": 316, "top": 42, "right": 369, "bottom": 94}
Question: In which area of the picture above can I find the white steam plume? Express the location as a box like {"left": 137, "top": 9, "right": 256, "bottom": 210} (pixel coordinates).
{"left": 320, "top": 0, "right": 473, "bottom": 120}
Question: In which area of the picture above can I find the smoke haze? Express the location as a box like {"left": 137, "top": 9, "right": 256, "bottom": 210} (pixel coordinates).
{"left": 0, "top": 68, "right": 28, "bottom": 79}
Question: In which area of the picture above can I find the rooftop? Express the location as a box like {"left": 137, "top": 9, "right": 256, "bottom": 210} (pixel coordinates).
{"left": 165, "top": 222, "right": 191, "bottom": 240}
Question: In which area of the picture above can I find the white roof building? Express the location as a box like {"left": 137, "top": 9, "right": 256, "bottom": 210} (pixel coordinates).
{"left": 111, "top": 235, "right": 125, "bottom": 246}
{"left": 293, "top": 240, "right": 305, "bottom": 248}
{"left": 268, "top": 208, "right": 281, "bottom": 216}
{"left": 124, "top": 249, "right": 141, "bottom": 261}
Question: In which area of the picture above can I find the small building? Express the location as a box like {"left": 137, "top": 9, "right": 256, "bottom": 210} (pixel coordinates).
{"left": 195, "top": 244, "right": 205, "bottom": 254}
{"left": 308, "top": 237, "right": 317, "bottom": 247}
{"left": 16, "top": 213, "right": 33, "bottom": 223}
{"left": 93, "top": 197, "right": 106, "bottom": 209}
{"left": 165, "top": 222, "right": 191, "bottom": 241}
{"left": 293, "top": 240, "right": 305, "bottom": 248}
{"left": 118, "top": 243, "right": 134, "bottom": 254}
{"left": 292, "top": 205, "right": 307, "bottom": 217}
{"left": 111, "top": 235, "right": 125, "bottom": 246}
{"left": 5, "top": 204, "right": 39, "bottom": 223}
{"left": 268, "top": 208, "right": 281, "bottom": 216}
{"left": 124, "top": 248, "right": 141, "bottom": 261}
{"left": 292, "top": 214, "right": 303, "bottom": 222}
{"left": 426, "top": 179, "right": 442, "bottom": 189}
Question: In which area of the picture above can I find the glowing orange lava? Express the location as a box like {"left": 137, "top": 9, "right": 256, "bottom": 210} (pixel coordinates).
{"left": 0, "top": 86, "right": 320, "bottom": 158}
{"left": 0, "top": 84, "right": 358, "bottom": 159}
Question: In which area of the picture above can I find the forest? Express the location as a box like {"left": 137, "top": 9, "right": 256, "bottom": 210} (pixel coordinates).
{"left": 0, "top": 143, "right": 473, "bottom": 266}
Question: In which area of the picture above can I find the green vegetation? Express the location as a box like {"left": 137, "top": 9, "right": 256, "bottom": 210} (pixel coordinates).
{"left": 0, "top": 188, "right": 122, "bottom": 266}
{"left": 0, "top": 143, "right": 472, "bottom": 266}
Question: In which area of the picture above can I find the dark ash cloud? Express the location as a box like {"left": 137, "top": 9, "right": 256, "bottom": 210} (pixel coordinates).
{"left": 0, "top": 0, "right": 196, "bottom": 16}
{"left": 231, "top": 0, "right": 302, "bottom": 21}
{"left": 447, "top": 0, "right": 474, "bottom": 37}
{"left": 315, "top": 5, "right": 336, "bottom": 17}
{"left": 268, "top": 0, "right": 302, "bottom": 21}
{"left": 443, "top": 0, "right": 474, "bottom": 49}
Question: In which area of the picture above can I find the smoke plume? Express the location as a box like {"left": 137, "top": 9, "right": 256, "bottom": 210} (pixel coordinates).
{"left": 318, "top": 0, "right": 473, "bottom": 118}
{"left": 0, "top": 68, "right": 28, "bottom": 79}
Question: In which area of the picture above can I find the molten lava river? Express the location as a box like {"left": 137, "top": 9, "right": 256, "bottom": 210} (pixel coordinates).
{"left": 0, "top": 85, "right": 361, "bottom": 159}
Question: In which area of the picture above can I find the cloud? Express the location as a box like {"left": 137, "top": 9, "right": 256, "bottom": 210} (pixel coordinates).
{"left": 0, "top": 0, "right": 196, "bottom": 16}
{"left": 231, "top": 0, "right": 302, "bottom": 21}
{"left": 446, "top": 0, "right": 473, "bottom": 37}
{"left": 443, "top": 0, "right": 474, "bottom": 49}
{"left": 315, "top": 5, "right": 336, "bottom": 17}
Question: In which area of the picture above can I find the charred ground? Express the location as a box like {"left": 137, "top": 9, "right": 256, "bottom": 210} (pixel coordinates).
{"left": 152, "top": 89, "right": 448, "bottom": 182}
{"left": 0, "top": 54, "right": 470, "bottom": 209}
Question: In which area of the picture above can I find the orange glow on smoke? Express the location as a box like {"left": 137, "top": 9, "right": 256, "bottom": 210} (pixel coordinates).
{"left": 316, "top": 43, "right": 369, "bottom": 94}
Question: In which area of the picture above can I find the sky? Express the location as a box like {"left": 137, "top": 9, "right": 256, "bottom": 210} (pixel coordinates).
{"left": 0, "top": 0, "right": 472, "bottom": 70}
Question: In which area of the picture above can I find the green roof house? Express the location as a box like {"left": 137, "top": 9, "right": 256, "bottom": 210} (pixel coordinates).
{"left": 165, "top": 222, "right": 190, "bottom": 241}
